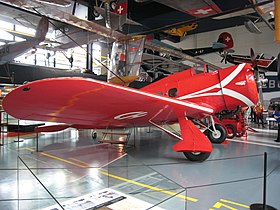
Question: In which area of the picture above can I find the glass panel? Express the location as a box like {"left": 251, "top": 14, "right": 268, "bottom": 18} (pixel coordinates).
{"left": 108, "top": 35, "right": 145, "bottom": 84}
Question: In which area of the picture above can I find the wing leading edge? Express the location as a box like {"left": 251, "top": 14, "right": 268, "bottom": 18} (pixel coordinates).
{"left": 3, "top": 77, "right": 213, "bottom": 128}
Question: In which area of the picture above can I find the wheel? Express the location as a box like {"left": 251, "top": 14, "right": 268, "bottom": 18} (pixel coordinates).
{"left": 183, "top": 152, "right": 211, "bottom": 162}
{"left": 225, "top": 124, "right": 237, "bottom": 139}
{"left": 236, "top": 130, "right": 245, "bottom": 137}
{"left": 92, "top": 131, "right": 97, "bottom": 139}
{"left": 207, "top": 124, "right": 227, "bottom": 144}
{"left": 110, "top": 1, "right": 117, "bottom": 11}
{"left": 93, "top": 9, "right": 99, "bottom": 18}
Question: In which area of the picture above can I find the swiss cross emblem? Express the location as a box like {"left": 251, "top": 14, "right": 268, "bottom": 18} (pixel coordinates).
{"left": 225, "top": 36, "right": 231, "bottom": 43}
{"left": 187, "top": 4, "right": 222, "bottom": 17}
{"left": 114, "top": 2, "right": 128, "bottom": 15}
{"left": 117, "top": 6, "right": 124, "bottom": 14}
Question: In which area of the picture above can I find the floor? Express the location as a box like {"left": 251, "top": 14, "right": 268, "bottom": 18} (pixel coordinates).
{"left": 0, "top": 120, "right": 280, "bottom": 210}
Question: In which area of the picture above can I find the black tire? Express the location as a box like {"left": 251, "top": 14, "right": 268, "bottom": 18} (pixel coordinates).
{"left": 225, "top": 124, "right": 237, "bottom": 139}
{"left": 110, "top": 1, "right": 117, "bottom": 11}
{"left": 207, "top": 124, "right": 227, "bottom": 144}
{"left": 92, "top": 131, "right": 97, "bottom": 139}
{"left": 183, "top": 152, "right": 211, "bottom": 162}
{"left": 93, "top": 9, "right": 99, "bottom": 17}
{"left": 236, "top": 130, "right": 245, "bottom": 137}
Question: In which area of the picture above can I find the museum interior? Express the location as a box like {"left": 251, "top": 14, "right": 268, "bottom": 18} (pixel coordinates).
{"left": 0, "top": 0, "right": 280, "bottom": 209}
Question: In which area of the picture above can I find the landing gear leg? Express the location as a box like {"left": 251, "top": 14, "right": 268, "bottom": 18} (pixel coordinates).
{"left": 204, "top": 116, "right": 227, "bottom": 144}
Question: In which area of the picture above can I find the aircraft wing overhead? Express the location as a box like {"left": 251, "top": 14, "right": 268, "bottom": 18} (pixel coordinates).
{"left": 0, "top": 0, "right": 220, "bottom": 70}
{"left": 2, "top": 78, "right": 213, "bottom": 128}
{"left": 154, "top": 0, "right": 222, "bottom": 17}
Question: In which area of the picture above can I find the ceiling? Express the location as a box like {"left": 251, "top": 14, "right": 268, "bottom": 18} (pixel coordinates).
{"left": 0, "top": 0, "right": 275, "bottom": 63}
{"left": 0, "top": 0, "right": 275, "bottom": 42}
{"left": 88, "top": 0, "right": 275, "bottom": 42}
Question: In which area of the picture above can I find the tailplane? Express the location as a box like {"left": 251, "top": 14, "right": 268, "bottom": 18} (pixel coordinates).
{"left": 35, "top": 16, "right": 49, "bottom": 42}
{"left": 216, "top": 32, "right": 234, "bottom": 51}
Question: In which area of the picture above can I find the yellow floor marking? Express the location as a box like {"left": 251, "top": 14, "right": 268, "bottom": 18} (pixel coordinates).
{"left": 69, "top": 158, "right": 92, "bottom": 166}
{"left": 16, "top": 146, "right": 35, "bottom": 151}
{"left": 220, "top": 199, "right": 249, "bottom": 209}
{"left": 39, "top": 152, "right": 89, "bottom": 168}
{"left": 22, "top": 148, "right": 88, "bottom": 168}
{"left": 213, "top": 201, "right": 237, "bottom": 210}
{"left": 20, "top": 147, "right": 198, "bottom": 202}
{"left": 68, "top": 158, "right": 198, "bottom": 202}
{"left": 101, "top": 170, "right": 197, "bottom": 202}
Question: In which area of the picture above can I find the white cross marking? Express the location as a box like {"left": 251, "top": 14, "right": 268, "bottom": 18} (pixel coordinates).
{"left": 194, "top": 8, "right": 213, "bottom": 15}
{"left": 225, "top": 36, "right": 231, "bottom": 42}
{"left": 117, "top": 6, "right": 123, "bottom": 14}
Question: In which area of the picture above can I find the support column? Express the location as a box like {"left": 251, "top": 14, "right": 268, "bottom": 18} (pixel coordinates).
{"left": 275, "top": 0, "right": 280, "bottom": 43}
{"left": 86, "top": 43, "right": 93, "bottom": 71}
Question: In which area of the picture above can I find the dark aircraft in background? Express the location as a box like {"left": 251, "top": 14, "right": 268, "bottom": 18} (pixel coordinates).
{"left": 221, "top": 50, "right": 280, "bottom": 80}
{"left": 182, "top": 32, "right": 234, "bottom": 56}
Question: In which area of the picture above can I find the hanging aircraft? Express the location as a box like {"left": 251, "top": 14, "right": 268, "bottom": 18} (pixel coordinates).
{"left": 181, "top": 32, "right": 234, "bottom": 57}
{"left": 221, "top": 50, "right": 280, "bottom": 80}
{"left": 164, "top": 22, "right": 198, "bottom": 37}
{"left": 34, "top": 0, "right": 71, "bottom": 7}
{"left": 0, "top": 16, "right": 49, "bottom": 64}
{"left": 129, "top": 0, "right": 276, "bottom": 39}
{"left": 93, "top": 0, "right": 141, "bottom": 30}
{"left": 2, "top": 62, "right": 259, "bottom": 162}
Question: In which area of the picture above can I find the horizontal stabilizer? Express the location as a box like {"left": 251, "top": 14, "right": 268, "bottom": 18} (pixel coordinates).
{"left": 36, "top": 124, "right": 71, "bottom": 132}
{"left": 212, "top": 42, "right": 227, "bottom": 49}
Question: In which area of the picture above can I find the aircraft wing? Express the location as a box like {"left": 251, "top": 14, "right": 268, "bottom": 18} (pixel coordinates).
{"left": 0, "top": 0, "right": 220, "bottom": 70}
{"left": 2, "top": 77, "right": 214, "bottom": 128}
{"left": 141, "top": 52, "right": 191, "bottom": 76}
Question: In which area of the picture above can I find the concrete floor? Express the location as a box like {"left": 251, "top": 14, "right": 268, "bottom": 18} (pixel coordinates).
{"left": 0, "top": 122, "right": 280, "bottom": 210}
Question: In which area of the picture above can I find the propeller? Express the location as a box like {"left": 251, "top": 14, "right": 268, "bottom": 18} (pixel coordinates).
{"left": 250, "top": 48, "right": 258, "bottom": 71}
{"left": 220, "top": 51, "right": 228, "bottom": 64}
{"left": 220, "top": 49, "right": 234, "bottom": 64}
{"left": 250, "top": 48, "right": 265, "bottom": 104}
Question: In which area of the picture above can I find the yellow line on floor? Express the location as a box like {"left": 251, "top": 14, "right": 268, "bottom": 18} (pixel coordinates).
{"left": 40, "top": 152, "right": 89, "bottom": 168}
{"left": 22, "top": 148, "right": 88, "bottom": 168}
{"left": 220, "top": 199, "right": 249, "bottom": 208}
{"left": 69, "top": 158, "right": 92, "bottom": 166}
{"left": 21, "top": 147, "right": 198, "bottom": 202}
{"left": 16, "top": 146, "right": 35, "bottom": 151}
{"left": 69, "top": 158, "right": 197, "bottom": 202}
{"left": 101, "top": 170, "right": 197, "bottom": 202}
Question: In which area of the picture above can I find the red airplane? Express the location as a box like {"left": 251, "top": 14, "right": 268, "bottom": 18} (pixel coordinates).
{"left": 2, "top": 63, "right": 259, "bottom": 162}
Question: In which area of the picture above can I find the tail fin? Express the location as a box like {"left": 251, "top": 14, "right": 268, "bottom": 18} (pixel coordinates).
{"left": 35, "top": 17, "right": 49, "bottom": 42}
{"left": 216, "top": 32, "right": 233, "bottom": 51}
{"left": 112, "top": 0, "right": 141, "bottom": 28}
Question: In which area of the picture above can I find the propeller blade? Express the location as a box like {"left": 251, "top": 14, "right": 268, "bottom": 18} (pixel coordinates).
{"left": 250, "top": 48, "right": 258, "bottom": 71}
{"left": 220, "top": 53, "right": 227, "bottom": 64}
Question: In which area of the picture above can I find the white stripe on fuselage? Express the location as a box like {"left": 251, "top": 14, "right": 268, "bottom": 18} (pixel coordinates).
{"left": 178, "top": 64, "right": 254, "bottom": 106}
{"left": 222, "top": 88, "right": 255, "bottom": 107}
